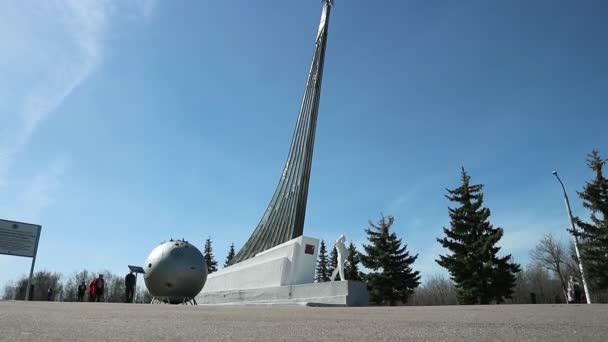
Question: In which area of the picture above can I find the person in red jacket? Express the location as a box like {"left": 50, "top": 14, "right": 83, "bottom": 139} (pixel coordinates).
{"left": 88, "top": 279, "right": 96, "bottom": 302}
{"left": 94, "top": 274, "right": 105, "bottom": 302}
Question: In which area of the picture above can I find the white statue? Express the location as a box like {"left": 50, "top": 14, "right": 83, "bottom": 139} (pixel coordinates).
{"left": 331, "top": 234, "right": 349, "bottom": 281}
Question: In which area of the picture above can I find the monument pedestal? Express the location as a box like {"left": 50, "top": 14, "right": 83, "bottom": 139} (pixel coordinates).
{"left": 197, "top": 280, "right": 369, "bottom": 306}
{"left": 196, "top": 236, "right": 369, "bottom": 306}
{"left": 201, "top": 236, "right": 320, "bottom": 293}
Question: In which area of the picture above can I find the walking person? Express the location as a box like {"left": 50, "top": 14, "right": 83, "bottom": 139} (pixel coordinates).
{"left": 125, "top": 272, "right": 136, "bottom": 303}
{"left": 47, "top": 287, "right": 53, "bottom": 301}
{"left": 573, "top": 278, "right": 583, "bottom": 304}
{"left": 95, "top": 274, "right": 105, "bottom": 302}
{"left": 88, "top": 278, "right": 97, "bottom": 302}
{"left": 567, "top": 276, "right": 576, "bottom": 304}
{"left": 77, "top": 281, "right": 87, "bottom": 302}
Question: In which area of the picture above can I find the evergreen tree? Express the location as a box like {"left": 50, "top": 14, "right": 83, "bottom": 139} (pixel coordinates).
{"left": 436, "top": 168, "right": 520, "bottom": 304}
{"left": 203, "top": 237, "right": 218, "bottom": 274}
{"left": 328, "top": 246, "right": 341, "bottom": 281}
{"left": 361, "top": 214, "right": 420, "bottom": 305}
{"left": 224, "top": 243, "right": 236, "bottom": 268}
{"left": 344, "top": 242, "right": 363, "bottom": 281}
{"left": 315, "top": 240, "right": 331, "bottom": 282}
{"left": 574, "top": 150, "right": 608, "bottom": 290}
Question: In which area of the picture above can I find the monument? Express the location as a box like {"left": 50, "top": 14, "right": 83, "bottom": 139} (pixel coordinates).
{"left": 230, "top": 0, "right": 334, "bottom": 265}
{"left": 330, "top": 234, "right": 348, "bottom": 282}
{"left": 197, "top": 0, "right": 369, "bottom": 306}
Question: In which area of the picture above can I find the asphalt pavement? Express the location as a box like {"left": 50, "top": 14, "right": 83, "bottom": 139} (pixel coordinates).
{"left": 0, "top": 301, "right": 606, "bottom": 341}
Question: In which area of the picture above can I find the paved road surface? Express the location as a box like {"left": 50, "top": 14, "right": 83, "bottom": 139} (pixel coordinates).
{"left": 1, "top": 301, "right": 606, "bottom": 341}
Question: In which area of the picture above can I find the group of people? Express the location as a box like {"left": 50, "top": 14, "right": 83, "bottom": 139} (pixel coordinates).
{"left": 76, "top": 274, "right": 106, "bottom": 302}
{"left": 75, "top": 272, "right": 137, "bottom": 303}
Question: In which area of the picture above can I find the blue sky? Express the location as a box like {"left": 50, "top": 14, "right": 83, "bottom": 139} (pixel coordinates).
{"left": 1, "top": 0, "right": 607, "bottom": 290}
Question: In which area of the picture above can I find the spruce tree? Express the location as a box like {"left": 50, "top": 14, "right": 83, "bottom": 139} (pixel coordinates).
{"left": 344, "top": 242, "right": 363, "bottom": 281}
{"left": 436, "top": 168, "right": 520, "bottom": 304}
{"left": 203, "top": 237, "right": 218, "bottom": 274}
{"left": 315, "top": 240, "right": 331, "bottom": 282}
{"left": 328, "top": 246, "right": 341, "bottom": 280}
{"left": 361, "top": 214, "right": 420, "bottom": 305}
{"left": 224, "top": 243, "right": 236, "bottom": 268}
{"left": 574, "top": 150, "right": 608, "bottom": 290}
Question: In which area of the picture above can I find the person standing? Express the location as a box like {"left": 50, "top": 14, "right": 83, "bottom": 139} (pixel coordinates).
{"left": 77, "top": 281, "right": 87, "bottom": 302}
{"left": 567, "top": 276, "right": 576, "bottom": 304}
{"left": 88, "top": 278, "right": 97, "bottom": 302}
{"left": 125, "top": 272, "right": 136, "bottom": 303}
{"left": 47, "top": 287, "right": 53, "bottom": 301}
{"left": 94, "top": 274, "right": 105, "bottom": 302}
{"left": 573, "top": 278, "right": 583, "bottom": 304}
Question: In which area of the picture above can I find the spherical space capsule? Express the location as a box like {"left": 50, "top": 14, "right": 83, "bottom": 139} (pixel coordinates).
{"left": 144, "top": 240, "right": 207, "bottom": 304}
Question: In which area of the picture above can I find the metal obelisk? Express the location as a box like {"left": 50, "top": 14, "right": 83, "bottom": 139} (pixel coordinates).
{"left": 232, "top": 0, "right": 333, "bottom": 264}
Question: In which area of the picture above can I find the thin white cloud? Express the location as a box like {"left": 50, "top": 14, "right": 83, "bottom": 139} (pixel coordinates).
{"left": 499, "top": 229, "right": 538, "bottom": 254}
{"left": 0, "top": 1, "right": 105, "bottom": 189}
{"left": 384, "top": 170, "right": 450, "bottom": 215}
{"left": 19, "top": 0, "right": 107, "bottom": 140}
{"left": 135, "top": 0, "right": 157, "bottom": 18}
{"left": 415, "top": 244, "right": 448, "bottom": 283}
{"left": 13, "top": 157, "right": 70, "bottom": 221}
{"left": 496, "top": 217, "right": 568, "bottom": 256}
{"left": 0, "top": 0, "right": 155, "bottom": 216}
{"left": 385, "top": 182, "right": 428, "bottom": 214}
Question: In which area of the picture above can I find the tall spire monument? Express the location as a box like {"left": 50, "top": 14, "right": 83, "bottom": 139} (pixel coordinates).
{"left": 232, "top": 0, "right": 334, "bottom": 264}
{"left": 198, "top": 1, "right": 369, "bottom": 306}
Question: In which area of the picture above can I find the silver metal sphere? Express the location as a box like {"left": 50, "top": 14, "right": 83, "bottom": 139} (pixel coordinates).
{"left": 144, "top": 240, "right": 207, "bottom": 304}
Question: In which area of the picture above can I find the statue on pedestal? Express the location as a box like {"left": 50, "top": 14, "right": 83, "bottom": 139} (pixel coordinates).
{"left": 331, "top": 234, "right": 349, "bottom": 281}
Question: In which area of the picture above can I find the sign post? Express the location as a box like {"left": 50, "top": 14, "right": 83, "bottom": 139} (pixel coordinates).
{"left": 0, "top": 219, "right": 42, "bottom": 301}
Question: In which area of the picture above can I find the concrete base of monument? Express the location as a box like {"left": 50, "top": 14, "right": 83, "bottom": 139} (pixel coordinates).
{"left": 201, "top": 236, "right": 320, "bottom": 293}
{"left": 196, "top": 280, "right": 369, "bottom": 306}
{"left": 197, "top": 235, "right": 369, "bottom": 306}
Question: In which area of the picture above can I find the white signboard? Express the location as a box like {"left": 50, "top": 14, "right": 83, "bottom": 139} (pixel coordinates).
{"left": 0, "top": 219, "right": 41, "bottom": 258}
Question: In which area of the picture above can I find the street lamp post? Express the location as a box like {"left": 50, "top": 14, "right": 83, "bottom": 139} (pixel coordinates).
{"left": 552, "top": 170, "right": 592, "bottom": 304}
